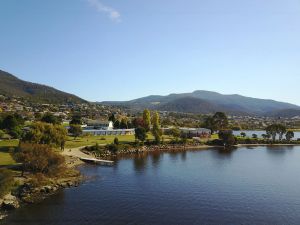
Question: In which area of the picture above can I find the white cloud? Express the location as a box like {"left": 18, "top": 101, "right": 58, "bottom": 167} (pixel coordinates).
{"left": 87, "top": 0, "right": 121, "bottom": 22}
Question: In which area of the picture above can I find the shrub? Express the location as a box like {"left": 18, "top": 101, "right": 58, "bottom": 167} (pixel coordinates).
{"left": 13, "top": 143, "right": 66, "bottom": 177}
{"left": 107, "top": 144, "right": 119, "bottom": 154}
{"left": 29, "top": 173, "right": 49, "bottom": 188}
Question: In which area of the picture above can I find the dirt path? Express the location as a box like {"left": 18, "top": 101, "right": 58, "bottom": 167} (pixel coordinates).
{"left": 62, "top": 146, "right": 93, "bottom": 159}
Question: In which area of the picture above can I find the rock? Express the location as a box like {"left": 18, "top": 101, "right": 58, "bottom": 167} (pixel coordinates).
{"left": 0, "top": 212, "right": 8, "bottom": 220}
{"left": 2, "top": 194, "right": 19, "bottom": 210}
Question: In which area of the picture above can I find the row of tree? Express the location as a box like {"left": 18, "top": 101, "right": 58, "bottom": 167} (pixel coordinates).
{"left": 134, "top": 109, "right": 162, "bottom": 144}
{"left": 266, "top": 124, "right": 294, "bottom": 142}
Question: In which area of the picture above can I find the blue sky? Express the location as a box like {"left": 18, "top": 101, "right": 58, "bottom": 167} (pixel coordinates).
{"left": 0, "top": 0, "right": 300, "bottom": 104}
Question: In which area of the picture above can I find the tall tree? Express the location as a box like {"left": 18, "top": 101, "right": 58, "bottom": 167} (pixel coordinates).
{"left": 218, "top": 130, "right": 236, "bottom": 148}
{"left": 286, "top": 130, "right": 294, "bottom": 142}
{"left": 41, "top": 113, "right": 61, "bottom": 125}
{"left": 70, "top": 114, "right": 82, "bottom": 125}
{"left": 266, "top": 124, "right": 278, "bottom": 142}
{"left": 151, "top": 111, "right": 162, "bottom": 144}
{"left": 114, "top": 120, "right": 120, "bottom": 129}
{"left": 170, "top": 127, "right": 181, "bottom": 141}
{"left": 203, "top": 116, "right": 217, "bottom": 134}
{"left": 120, "top": 118, "right": 128, "bottom": 129}
{"left": 143, "top": 109, "right": 151, "bottom": 132}
{"left": 277, "top": 124, "right": 287, "bottom": 141}
{"left": 212, "top": 112, "right": 228, "bottom": 131}
{"left": 108, "top": 114, "right": 116, "bottom": 123}
{"left": 69, "top": 124, "right": 83, "bottom": 139}
{"left": 135, "top": 127, "right": 147, "bottom": 143}
{"left": 132, "top": 117, "right": 145, "bottom": 129}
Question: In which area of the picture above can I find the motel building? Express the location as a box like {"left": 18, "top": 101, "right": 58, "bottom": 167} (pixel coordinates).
{"left": 82, "top": 120, "right": 135, "bottom": 136}
{"left": 162, "top": 127, "right": 211, "bottom": 139}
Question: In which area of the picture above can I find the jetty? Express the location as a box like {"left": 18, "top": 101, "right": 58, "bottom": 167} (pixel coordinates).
{"left": 62, "top": 147, "right": 114, "bottom": 166}
{"left": 80, "top": 157, "right": 114, "bottom": 166}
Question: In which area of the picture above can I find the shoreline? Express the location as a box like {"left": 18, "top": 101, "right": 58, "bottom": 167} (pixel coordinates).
{"left": 81, "top": 142, "right": 300, "bottom": 160}
{"left": 0, "top": 155, "right": 84, "bottom": 221}
{"left": 2, "top": 142, "right": 300, "bottom": 221}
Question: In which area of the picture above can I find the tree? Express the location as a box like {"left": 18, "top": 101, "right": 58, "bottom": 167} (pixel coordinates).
{"left": 108, "top": 114, "right": 116, "bottom": 123}
{"left": 120, "top": 118, "right": 128, "bottom": 129}
{"left": 240, "top": 132, "right": 246, "bottom": 138}
{"left": 212, "top": 112, "right": 228, "bottom": 131}
{"left": 266, "top": 124, "right": 278, "bottom": 142}
{"left": 2, "top": 115, "right": 18, "bottom": 129}
{"left": 41, "top": 113, "right": 61, "bottom": 125}
{"left": 70, "top": 114, "right": 82, "bottom": 125}
{"left": 1, "top": 114, "right": 24, "bottom": 138}
{"left": 132, "top": 118, "right": 145, "bottom": 129}
{"left": 114, "top": 120, "right": 120, "bottom": 129}
{"left": 151, "top": 111, "right": 162, "bottom": 144}
{"left": 203, "top": 116, "right": 217, "bottom": 134}
{"left": 135, "top": 127, "right": 147, "bottom": 143}
{"left": 23, "top": 122, "right": 67, "bottom": 150}
{"left": 0, "top": 169, "right": 15, "bottom": 197}
{"left": 69, "top": 124, "right": 82, "bottom": 139}
{"left": 286, "top": 131, "right": 294, "bottom": 142}
{"left": 114, "top": 137, "right": 119, "bottom": 145}
{"left": 266, "top": 124, "right": 287, "bottom": 142}
{"left": 143, "top": 109, "right": 151, "bottom": 132}
{"left": 13, "top": 143, "right": 66, "bottom": 177}
{"left": 277, "top": 124, "right": 287, "bottom": 141}
{"left": 170, "top": 127, "right": 181, "bottom": 141}
{"left": 262, "top": 134, "right": 269, "bottom": 140}
{"left": 218, "top": 130, "right": 236, "bottom": 148}
{"left": 252, "top": 134, "right": 258, "bottom": 139}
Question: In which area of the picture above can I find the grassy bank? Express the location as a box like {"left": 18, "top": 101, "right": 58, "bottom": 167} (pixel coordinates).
{"left": 0, "top": 140, "right": 19, "bottom": 166}
{"left": 65, "top": 134, "right": 174, "bottom": 149}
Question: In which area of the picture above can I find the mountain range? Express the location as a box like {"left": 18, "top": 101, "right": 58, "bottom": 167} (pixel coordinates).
{"left": 1, "top": 69, "right": 300, "bottom": 117}
{"left": 101, "top": 90, "right": 300, "bottom": 117}
{"left": 0, "top": 70, "right": 85, "bottom": 104}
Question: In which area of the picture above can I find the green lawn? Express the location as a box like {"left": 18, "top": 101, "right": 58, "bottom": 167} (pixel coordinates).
{"left": 0, "top": 140, "right": 19, "bottom": 166}
{"left": 65, "top": 134, "right": 174, "bottom": 149}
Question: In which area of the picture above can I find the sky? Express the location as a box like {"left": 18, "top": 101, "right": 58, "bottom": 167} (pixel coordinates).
{"left": 0, "top": 0, "right": 300, "bottom": 104}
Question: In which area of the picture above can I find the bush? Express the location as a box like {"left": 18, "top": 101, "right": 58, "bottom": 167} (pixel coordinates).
{"left": 107, "top": 144, "right": 119, "bottom": 154}
{"left": 0, "top": 169, "right": 15, "bottom": 197}
{"left": 29, "top": 173, "right": 49, "bottom": 188}
{"left": 13, "top": 143, "right": 66, "bottom": 177}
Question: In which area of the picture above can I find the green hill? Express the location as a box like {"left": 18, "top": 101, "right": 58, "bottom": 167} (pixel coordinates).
{"left": 101, "top": 90, "right": 300, "bottom": 115}
{"left": 0, "top": 70, "right": 86, "bottom": 104}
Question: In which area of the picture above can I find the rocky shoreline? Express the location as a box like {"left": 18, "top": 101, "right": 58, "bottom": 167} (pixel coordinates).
{"left": 0, "top": 156, "right": 84, "bottom": 221}
{"left": 86, "top": 142, "right": 300, "bottom": 160}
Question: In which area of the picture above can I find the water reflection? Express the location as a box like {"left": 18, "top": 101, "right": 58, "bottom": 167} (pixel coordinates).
{"left": 4, "top": 146, "right": 300, "bottom": 225}
{"left": 133, "top": 154, "right": 148, "bottom": 172}
{"left": 150, "top": 151, "right": 161, "bottom": 168}
{"left": 213, "top": 148, "right": 237, "bottom": 159}
{"left": 180, "top": 151, "right": 187, "bottom": 161}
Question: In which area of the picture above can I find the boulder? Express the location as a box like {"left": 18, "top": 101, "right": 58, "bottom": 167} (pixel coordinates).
{"left": 2, "top": 194, "right": 19, "bottom": 210}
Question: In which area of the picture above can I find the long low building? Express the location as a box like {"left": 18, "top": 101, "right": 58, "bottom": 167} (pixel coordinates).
{"left": 82, "top": 129, "right": 135, "bottom": 136}
{"left": 162, "top": 127, "right": 211, "bottom": 138}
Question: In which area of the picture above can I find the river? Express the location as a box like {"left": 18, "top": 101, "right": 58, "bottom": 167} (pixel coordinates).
{"left": 2, "top": 146, "right": 300, "bottom": 225}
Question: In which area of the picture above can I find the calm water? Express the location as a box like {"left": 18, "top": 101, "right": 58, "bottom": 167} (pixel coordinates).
{"left": 3, "top": 146, "right": 300, "bottom": 225}
{"left": 233, "top": 130, "right": 300, "bottom": 139}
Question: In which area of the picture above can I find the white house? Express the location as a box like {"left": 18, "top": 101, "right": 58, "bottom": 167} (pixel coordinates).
{"left": 82, "top": 119, "right": 134, "bottom": 136}
{"left": 85, "top": 119, "right": 114, "bottom": 130}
